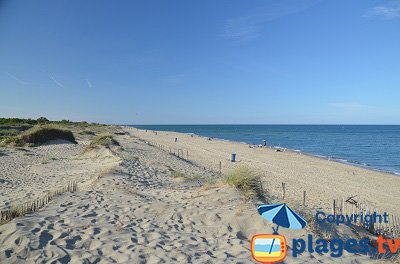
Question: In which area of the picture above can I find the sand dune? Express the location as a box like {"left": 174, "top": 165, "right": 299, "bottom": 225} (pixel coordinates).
{"left": 0, "top": 141, "right": 119, "bottom": 211}
{"left": 0, "top": 127, "right": 397, "bottom": 263}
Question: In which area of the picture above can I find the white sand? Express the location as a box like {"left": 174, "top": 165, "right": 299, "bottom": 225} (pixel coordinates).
{"left": 0, "top": 127, "right": 397, "bottom": 263}
{"left": 0, "top": 140, "right": 119, "bottom": 211}
{"left": 125, "top": 127, "right": 400, "bottom": 216}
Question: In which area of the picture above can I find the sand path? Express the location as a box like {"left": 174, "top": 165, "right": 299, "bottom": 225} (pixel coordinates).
{"left": 0, "top": 132, "right": 388, "bottom": 263}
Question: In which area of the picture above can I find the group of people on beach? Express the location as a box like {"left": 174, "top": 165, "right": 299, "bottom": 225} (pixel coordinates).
{"left": 249, "top": 140, "right": 267, "bottom": 149}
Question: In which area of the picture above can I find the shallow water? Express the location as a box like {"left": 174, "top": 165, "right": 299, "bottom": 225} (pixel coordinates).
{"left": 131, "top": 125, "right": 400, "bottom": 175}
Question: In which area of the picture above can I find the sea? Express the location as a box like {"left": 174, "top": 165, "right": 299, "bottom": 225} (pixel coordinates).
{"left": 130, "top": 125, "right": 400, "bottom": 175}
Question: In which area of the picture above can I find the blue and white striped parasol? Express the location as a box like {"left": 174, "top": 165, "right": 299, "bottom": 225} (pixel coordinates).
{"left": 257, "top": 203, "right": 307, "bottom": 232}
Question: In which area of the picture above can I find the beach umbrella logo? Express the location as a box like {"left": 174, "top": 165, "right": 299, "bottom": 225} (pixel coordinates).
{"left": 251, "top": 204, "right": 307, "bottom": 263}
{"left": 257, "top": 203, "right": 307, "bottom": 233}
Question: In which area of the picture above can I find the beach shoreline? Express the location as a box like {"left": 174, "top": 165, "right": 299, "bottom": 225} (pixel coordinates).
{"left": 129, "top": 125, "right": 400, "bottom": 177}
{"left": 126, "top": 126, "right": 400, "bottom": 216}
{"left": 1, "top": 124, "right": 399, "bottom": 263}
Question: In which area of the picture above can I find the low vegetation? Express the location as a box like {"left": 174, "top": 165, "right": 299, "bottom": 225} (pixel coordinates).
{"left": 222, "top": 166, "right": 263, "bottom": 199}
{"left": 0, "top": 129, "right": 20, "bottom": 137}
{"left": 0, "top": 117, "right": 91, "bottom": 126}
{"left": 79, "top": 130, "right": 96, "bottom": 136}
{"left": 0, "top": 117, "right": 114, "bottom": 146}
{"left": 0, "top": 117, "right": 40, "bottom": 125}
{"left": 0, "top": 126, "right": 77, "bottom": 147}
{"left": 172, "top": 170, "right": 186, "bottom": 179}
{"left": 86, "top": 134, "right": 119, "bottom": 150}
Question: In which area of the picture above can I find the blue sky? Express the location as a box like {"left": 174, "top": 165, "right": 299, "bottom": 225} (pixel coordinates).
{"left": 1, "top": 0, "right": 399, "bottom": 124}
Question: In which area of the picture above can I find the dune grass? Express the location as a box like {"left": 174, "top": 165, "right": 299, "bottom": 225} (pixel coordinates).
{"left": 86, "top": 134, "right": 119, "bottom": 150}
{"left": 79, "top": 130, "right": 96, "bottom": 136}
{"left": 0, "top": 125, "right": 76, "bottom": 147}
{"left": 0, "top": 129, "right": 19, "bottom": 137}
{"left": 222, "top": 166, "right": 263, "bottom": 199}
{"left": 172, "top": 170, "right": 185, "bottom": 178}
{"left": 171, "top": 170, "right": 191, "bottom": 181}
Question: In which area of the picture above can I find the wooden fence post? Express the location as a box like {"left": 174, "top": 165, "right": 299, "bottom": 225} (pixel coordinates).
{"left": 341, "top": 197, "right": 345, "bottom": 214}
{"left": 332, "top": 199, "right": 336, "bottom": 216}
{"left": 392, "top": 215, "right": 396, "bottom": 239}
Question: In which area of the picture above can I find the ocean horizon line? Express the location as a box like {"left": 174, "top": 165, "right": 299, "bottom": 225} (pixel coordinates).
{"left": 129, "top": 124, "right": 400, "bottom": 175}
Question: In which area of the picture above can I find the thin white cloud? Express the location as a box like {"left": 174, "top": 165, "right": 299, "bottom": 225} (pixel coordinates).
{"left": 220, "top": 1, "right": 320, "bottom": 41}
{"left": 5, "top": 72, "right": 27, "bottom": 84}
{"left": 86, "top": 79, "right": 92, "bottom": 88}
{"left": 50, "top": 75, "right": 65, "bottom": 88}
{"left": 365, "top": 1, "right": 400, "bottom": 19}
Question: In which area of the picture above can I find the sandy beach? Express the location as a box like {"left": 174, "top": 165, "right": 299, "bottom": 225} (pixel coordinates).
{"left": 2, "top": 0, "right": 400, "bottom": 262}
{"left": 127, "top": 127, "right": 400, "bottom": 216}
{"left": 0, "top": 125, "right": 398, "bottom": 263}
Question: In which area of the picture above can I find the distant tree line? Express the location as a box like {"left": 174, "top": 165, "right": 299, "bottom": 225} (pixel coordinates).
{"left": 0, "top": 117, "right": 89, "bottom": 125}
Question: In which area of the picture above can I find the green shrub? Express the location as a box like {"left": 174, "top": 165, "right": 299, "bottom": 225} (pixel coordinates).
{"left": 0, "top": 126, "right": 76, "bottom": 146}
{"left": 0, "top": 117, "right": 93, "bottom": 127}
{"left": 0, "top": 118, "right": 37, "bottom": 125}
{"left": 0, "top": 129, "right": 19, "bottom": 137}
{"left": 79, "top": 130, "right": 95, "bottom": 136}
{"left": 87, "top": 134, "right": 119, "bottom": 149}
{"left": 36, "top": 117, "right": 50, "bottom": 124}
{"left": 222, "top": 166, "right": 263, "bottom": 198}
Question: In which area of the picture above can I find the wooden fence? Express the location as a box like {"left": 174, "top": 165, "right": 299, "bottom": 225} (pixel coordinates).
{"left": 332, "top": 197, "right": 400, "bottom": 239}
{"left": 145, "top": 135, "right": 400, "bottom": 240}
{"left": 279, "top": 182, "right": 399, "bottom": 239}
{"left": 0, "top": 181, "right": 78, "bottom": 225}
{"left": 146, "top": 141, "right": 190, "bottom": 162}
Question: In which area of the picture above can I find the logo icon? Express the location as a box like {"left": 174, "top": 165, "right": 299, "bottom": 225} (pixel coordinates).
{"left": 251, "top": 234, "right": 287, "bottom": 263}
{"left": 251, "top": 204, "right": 307, "bottom": 263}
